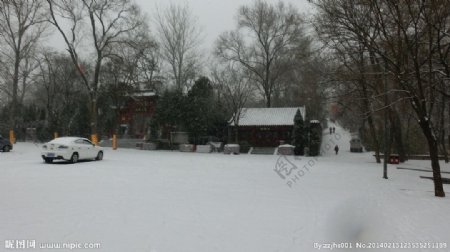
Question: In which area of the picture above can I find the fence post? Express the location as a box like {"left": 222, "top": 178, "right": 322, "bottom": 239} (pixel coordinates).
{"left": 112, "top": 134, "right": 117, "bottom": 150}
{"left": 91, "top": 134, "right": 98, "bottom": 145}
{"left": 9, "top": 129, "right": 15, "bottom": 144}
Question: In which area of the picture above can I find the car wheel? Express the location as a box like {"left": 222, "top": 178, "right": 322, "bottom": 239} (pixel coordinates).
{"left": 44, "top": 158, "right": 53, "bottom": 164}
{"left": 3, "top": 145, "right": 10, "bottom": 152}
{"left": 96, "top": 151, "right": 103, "bottom": 161}
{"left": 70, "top": 153, "right": 79, "bottom": 163}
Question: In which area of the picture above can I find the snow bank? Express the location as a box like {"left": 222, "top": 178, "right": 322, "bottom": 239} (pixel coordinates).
{"left": 1, "top": 142, "right": 449, "bottom": 252}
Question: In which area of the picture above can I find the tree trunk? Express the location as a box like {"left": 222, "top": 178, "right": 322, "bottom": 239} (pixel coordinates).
{"left": 390, "top": 109, "right": 406, "bottom": 162}
{"left": 384, "top": 118, "right": 391, "bottom": 177}
{"left": 440, "top": 100, "right": 449, "bottom": 163}
{"left": 360, "top": 78, "right": 380, "bottom": 162}
{"left": 90, "top": 52, "right": 102, "bottom": 137}
{"left": 364, "top": 50, "right": 381, "bottom": 163}
{"left": 404, "top": 115, "right": 413, "bottom": 159}
{"left": 90, "top": 95, "right": 98, "bottom": 136}
{"left": 266, "top": 93, "right": 271, "bottom": 108}
{"left": 368, "top": 114, "right": 381, "bottom": 163}
{"left": 440, "top": 131, "right": 448, "bottom": 163}
{"left": 419, "top": 120, "right": 446, "bottom": 197}
{"left": 9, "top": 50, "right": 21, "bottom": 131}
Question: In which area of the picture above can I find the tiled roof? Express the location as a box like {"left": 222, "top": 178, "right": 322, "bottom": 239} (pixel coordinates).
{"left": 230, "top": 107, "right": 306, "bottom": 126}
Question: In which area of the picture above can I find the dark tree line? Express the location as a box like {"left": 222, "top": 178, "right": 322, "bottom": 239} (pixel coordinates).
{"left": 153, "top": 76, "right": 228, "bottom": 145}
{"left": 1, "top": 0, "right": 326, "bottom": 142}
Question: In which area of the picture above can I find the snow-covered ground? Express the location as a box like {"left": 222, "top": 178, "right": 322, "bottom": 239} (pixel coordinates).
{"left": 1, "top": 123, "right": 450, "bottom": 251}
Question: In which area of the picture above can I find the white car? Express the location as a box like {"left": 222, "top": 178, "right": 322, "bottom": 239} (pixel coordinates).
{"left": 41, "top": 137, "right": 104, "bottom": 163}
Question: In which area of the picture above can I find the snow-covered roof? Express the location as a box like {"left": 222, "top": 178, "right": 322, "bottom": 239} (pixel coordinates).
{"left": 131, "top": 91, "right": 156, "bottom": 97}
{"left": 125, "top": 90, "right": 157, "bottom": 99}
{"left": 279, "top": 144, "right": 295, "bottom": 148}
{"left": 230, "top": 107, "right": 305, "bottom": 126}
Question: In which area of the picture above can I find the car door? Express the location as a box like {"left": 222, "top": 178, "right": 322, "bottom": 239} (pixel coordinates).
{"left": 73, "top": 139, "right": 87, "bottom": 158}
{"left": 82, "top": 139, "right": 96, "bottom": 159}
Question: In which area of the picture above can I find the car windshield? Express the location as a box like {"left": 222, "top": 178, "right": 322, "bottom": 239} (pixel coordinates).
{"left": 83, "top": 140, "right": 93, "bottom": 145}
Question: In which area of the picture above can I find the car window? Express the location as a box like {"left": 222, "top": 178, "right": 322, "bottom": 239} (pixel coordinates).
{"left": 74, "top": 139, "right": 84, "bottom": 144}
{"left": 83, "top": 140, "right": 93, "bottom": 145}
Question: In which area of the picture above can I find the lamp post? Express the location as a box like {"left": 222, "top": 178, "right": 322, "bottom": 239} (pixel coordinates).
{"left": 383, "top": 54, "right": 388, "bottom": 179}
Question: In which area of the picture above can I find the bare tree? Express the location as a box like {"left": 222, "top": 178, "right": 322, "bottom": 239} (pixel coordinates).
{"left": 425, "top": 0, "right": 450, "bottom": 163}
{"left": 134, "top": 37, "right": 161, "bottom": 92}
{"left": 46, "top": 0, "right": 144, "bottom": 137}
{"left": 311, "top": 0, "right": 450, "bottom": 197}
{"left": 104, "top": 30, "right": 159, "bottom": 90}
{"left": 99, "top": 31, "right": 160, "bottom": 134}
{"left": 33, "top": 49, "right": 85, "bottom": 135}
{"left": 211, "top": 63, "right": 254, "bottom": 143}
{"left": 0, "top": 0, "right": 48, "bottom": 131}
{"left": 370, "top": 0, "right": 448, "bottom": 197}
{"left": 155, "top": 3, "right": 202, "bottom": 91}
{"left": 215, "top": 0, "right": 310, "bottom": 107}
{"left": 315, "top": 15, "right": 385, "bottom": 162}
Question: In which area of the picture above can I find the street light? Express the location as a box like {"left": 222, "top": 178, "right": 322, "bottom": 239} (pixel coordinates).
{"left": 383, "top": 53, "right": 388, "bottom": 179}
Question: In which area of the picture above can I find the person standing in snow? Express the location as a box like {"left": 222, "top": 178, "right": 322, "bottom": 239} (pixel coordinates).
{"left": 329, "top": 127, "right": 332, "bottom": 134}
{"left": 334, "top": 145, "right": 339, "bottom": 155}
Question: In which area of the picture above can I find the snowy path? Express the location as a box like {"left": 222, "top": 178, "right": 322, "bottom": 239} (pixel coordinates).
{"left": 0, "top": 136, "right": 450, "bottom": 251}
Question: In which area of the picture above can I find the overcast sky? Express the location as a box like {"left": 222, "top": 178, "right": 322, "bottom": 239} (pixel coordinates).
{"left": 47, "top": 0, "right": 315, "bottom": 63}
{"left": 135, "top": 0, "right": 314, "bottom": 52}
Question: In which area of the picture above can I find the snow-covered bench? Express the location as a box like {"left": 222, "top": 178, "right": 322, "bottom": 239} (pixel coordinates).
{"left": 224, "top": 144, "right": 240, "bottom": 154}
{"left": 277, "top": 144, "right": 294, "bottom": 155}
{"left": 196, "top": 145, "right": 212, "bottom": 153}
{"left": 179, "top": 144, "right": 195, "bottom": 152}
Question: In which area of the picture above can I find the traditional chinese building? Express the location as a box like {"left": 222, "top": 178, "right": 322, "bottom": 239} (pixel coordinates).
{"left": 118, "top": 90, "right": 157, "bottom": 138}
{"left": 229, "top": 107, "right": 306, "bottom": 147}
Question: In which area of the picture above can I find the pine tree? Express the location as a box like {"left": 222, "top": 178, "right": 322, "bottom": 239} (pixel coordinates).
{"left": 153, "top": 89, "right": 187, "bottom": 138}
{"left": 292, "top": 109, "right": 305, "bottom": 155}
{"left": 186, "top": 77, "right": 215, "bottom": 144}
{"left": 309, "top": 121, "right": 322, "bottom": 156}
